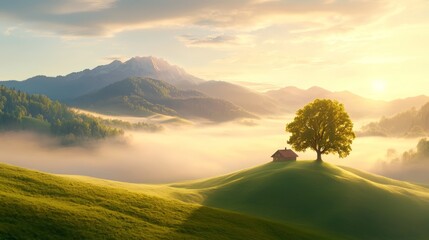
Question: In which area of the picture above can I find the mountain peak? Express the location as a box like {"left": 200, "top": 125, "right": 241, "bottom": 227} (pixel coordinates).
{"left": 307, "top": 86, "right": 330, "bottom": 94}
{"left": 0, "top": 56, "right": 204, "bottom": 100}
{"left": 126, "top": 56, "right": 164, "bottom": 66}
{"left": 124, "top": 56, "right": 185, "bottom": 74}
{"left": 110, "top": 59, "right": 123, "bottom": 64}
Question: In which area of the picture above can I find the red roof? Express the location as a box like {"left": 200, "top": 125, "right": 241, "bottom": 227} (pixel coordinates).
{"left": 271, "top": 148, "right": 298, "bottom": 158}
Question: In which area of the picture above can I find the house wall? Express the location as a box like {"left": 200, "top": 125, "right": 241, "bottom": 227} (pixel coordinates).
{"left": 272, "top": 156, "right": 296, "bottom": 162}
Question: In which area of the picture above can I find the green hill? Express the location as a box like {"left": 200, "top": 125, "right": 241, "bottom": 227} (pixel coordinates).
{"left": 173, "top": 161, "right": 429, "bottom": 240}
{"left": 73, "top": 77, "right": 256, "bottom": 122}
{"left": 3, "top": 161, "right": 429, "bottom": 239}
{"left": 0, "top": 86, "right": 122, "bottom": 143}
{"left": 0, "top": 163, "right": 337, "bottom": 240}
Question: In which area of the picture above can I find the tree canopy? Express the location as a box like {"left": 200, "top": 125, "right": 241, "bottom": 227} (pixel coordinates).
{"left": 286, "top": 99, "right": 355, "bottom": 161}
{"left": 0, "top": 86, "right": 122, "bottom": 144}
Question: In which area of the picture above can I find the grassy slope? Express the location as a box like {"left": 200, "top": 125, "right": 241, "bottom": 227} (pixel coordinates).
{"left": 0, "top": 163, "right": 337, "bottom": 240}
{"left": 173, "top": 161, "right": 429, "bottom": 240}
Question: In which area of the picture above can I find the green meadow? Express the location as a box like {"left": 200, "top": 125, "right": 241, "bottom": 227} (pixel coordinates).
{"left": 0, "top": 163, "right": 337, "bottom": 240}
{"left": 1, "top": 161, "right": 429, "bottom": 239}
{"left": 174, "top": 161, "right": 429, "bottom": 240}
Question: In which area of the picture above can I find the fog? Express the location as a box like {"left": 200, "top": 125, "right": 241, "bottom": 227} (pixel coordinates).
{"left": 374, "top": 140, "right": 429, "bottom": 185}
{"left": 0, "top": 116, "right": 421, "bottom": 183}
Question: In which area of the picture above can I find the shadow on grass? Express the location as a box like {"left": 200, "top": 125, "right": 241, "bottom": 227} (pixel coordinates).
{"left": 168, "top": 206, "right": 337, "bottom": 240}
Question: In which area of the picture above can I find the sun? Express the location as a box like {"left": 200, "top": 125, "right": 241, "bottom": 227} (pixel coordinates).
{"left": 372, "top": 80, "right": 386, "bottom": 93}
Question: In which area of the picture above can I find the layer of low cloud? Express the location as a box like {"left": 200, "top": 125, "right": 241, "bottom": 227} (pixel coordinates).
{"left": 0, "top": 116, "right": 419, "bottom": 183}
{"left": 376, "top": 138, "right": 429, "bottom": 184}
{"left": 0, "top": 0, "right": 394, "bottom": 37}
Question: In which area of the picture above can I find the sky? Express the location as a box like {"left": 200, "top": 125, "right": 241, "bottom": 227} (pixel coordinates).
{"left": 1, "top": 0, "right": 429, "bottom": 100}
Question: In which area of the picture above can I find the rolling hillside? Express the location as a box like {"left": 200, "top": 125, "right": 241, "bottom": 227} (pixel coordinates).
{"left": 0, "top": 163, "right": 337, "bottom": 240}
{"left": 2, "top": 160, "right": 429, "bottom": 239}
{"left": 73, "top": 77, "right": 255, "bottom": 122}
{"left": 174, "top": 161, "right": 429, "bottom": 240}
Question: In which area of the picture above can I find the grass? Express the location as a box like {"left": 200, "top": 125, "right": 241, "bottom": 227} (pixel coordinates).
{"left": 0, "top": 163, "right": 338, "bottom": 240}
{"left": 3, "top": 161, "right": 429, "bottom": 240}
{"left": 173, "top": 161, "right": 429, "bottom": 240}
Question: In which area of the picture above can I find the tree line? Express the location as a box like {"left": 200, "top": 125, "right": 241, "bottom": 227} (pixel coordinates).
{"left": 0, "top": 86, "right": 122, "bottom": 143}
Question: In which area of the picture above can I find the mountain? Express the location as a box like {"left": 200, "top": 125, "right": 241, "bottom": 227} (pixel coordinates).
{"left": 0, "top": 163, "right": 338, "bottom": 240}
{"left": 73, "top": 77, "right": 256, "bottom": 122}
{"left": 359, "top": 101, "right": 429, "bottom": 137}
{"left": 0, "top": 57, "right": 203, "bottom": 100}
{"left": 174, "top": 161, "right": 429, "bottom": 240}
{"left": 192, "top": 81, "right": 279, "bottom": 115}
{"left": 266, "top": 86, "right": 429, "bottom": 119}
{"left": 3, "top": 57, "right": 429, "bottom": 119}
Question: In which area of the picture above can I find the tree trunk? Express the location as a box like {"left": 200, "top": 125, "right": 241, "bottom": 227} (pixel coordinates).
{"left": 316, "top": 151, "right": 323, "bottom": 162}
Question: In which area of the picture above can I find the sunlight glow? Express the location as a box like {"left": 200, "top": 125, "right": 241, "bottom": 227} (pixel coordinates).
{"left": 372, "top": 80, "right": 386, "bottom": 93}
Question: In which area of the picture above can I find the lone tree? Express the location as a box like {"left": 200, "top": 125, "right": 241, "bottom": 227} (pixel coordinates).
{"left": 286, "top": 99, "right": 355, "bottom": 162}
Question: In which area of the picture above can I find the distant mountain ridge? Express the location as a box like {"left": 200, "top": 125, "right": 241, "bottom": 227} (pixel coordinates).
{"left": 2, "top": 56, "right": 429, "bottom": 120}
{"left": 266, "top": 86, "right": 429, "bottom": 119}
{"left": 192, "top": 80, "right": 279, "bottom": 115}
{"left": 73, "top": 77, "right": 256, "bottom": 122}
{"left": 1, "top": 57, "right": 203, "bottom": 100}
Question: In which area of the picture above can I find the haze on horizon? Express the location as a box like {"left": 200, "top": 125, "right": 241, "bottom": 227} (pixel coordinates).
{"left": 0, "top": 116, "right": 420, "bottom": 183}
{"left": 1, "top": 0, "right": 429, "bottom": 100}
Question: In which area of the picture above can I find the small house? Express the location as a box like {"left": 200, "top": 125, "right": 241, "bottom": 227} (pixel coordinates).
{"left": 271, "top": 147, "right": 298, "bottom": 162}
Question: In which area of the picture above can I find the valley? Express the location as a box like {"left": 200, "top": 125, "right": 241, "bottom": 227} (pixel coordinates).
{"left": 2, "top": 1, "right": 429, "bottom": 239}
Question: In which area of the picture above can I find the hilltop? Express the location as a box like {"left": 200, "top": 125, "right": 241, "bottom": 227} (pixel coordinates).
{"left": 0, "top": 163, "right": 337, "bottom": 240}
{"left": 2, "top": 160, "right": 429, "bottom": 239}
{"left": 173, "top": 161, "right": 429, "bottom": 240}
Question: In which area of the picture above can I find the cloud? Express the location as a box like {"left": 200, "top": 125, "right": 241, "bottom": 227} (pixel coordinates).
{"left": 3, "top": 26, "right": 16, "bottom": 36}
{"left": 376, "top": 138, "right": 429, "bottom": 184}
{"left": 0, "top": 120, "right": 302, "bottom": 183}
{"left": 103, "top": 55, "right": 128, "bottom": 62}
{"left": 0, "top": 116, "right": 420, "bottom": 183}
{"left": 54, "top": 0, "right": 117, "bottom": 14}
{"left": 0, "top": 0, "right": 395, "bottom": 37}
{"left": 178, "top": 34, "right": 253, "bottom": 47}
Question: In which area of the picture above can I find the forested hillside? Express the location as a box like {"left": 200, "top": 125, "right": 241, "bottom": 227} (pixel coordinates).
{"left": 359, "top": 102, "right": 429, "bottom": 137}
{"left": 0, "top": 86, "right": 122, "bottom": 143}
